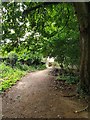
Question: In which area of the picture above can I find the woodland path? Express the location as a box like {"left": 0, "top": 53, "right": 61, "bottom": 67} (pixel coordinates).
{"left": 2, "top": 69, "right": 88, "bottom": 118}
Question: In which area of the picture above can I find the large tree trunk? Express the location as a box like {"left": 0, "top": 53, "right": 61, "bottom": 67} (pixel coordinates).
{"left": 73, "top": 3, "right": 90, "bottom": 94}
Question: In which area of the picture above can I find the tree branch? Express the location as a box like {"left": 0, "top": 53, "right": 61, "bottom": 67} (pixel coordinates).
{"left": 23, "top": 2, "right": 59, "bottom": 16}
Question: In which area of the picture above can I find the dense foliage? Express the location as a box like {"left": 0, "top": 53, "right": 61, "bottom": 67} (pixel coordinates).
{"left": 1, "top": 2, "right": 79, "bottom": 66}
{"left": 0, "top": 2, "right": 80, "bottom": 91}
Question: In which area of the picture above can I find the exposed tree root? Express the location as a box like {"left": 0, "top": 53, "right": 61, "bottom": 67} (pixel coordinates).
{"left": 74, "top": 105, "right": 88, "bottom": 113}
{"left": 63, "top": 94, "right": 88, "bottom": 113}
{"left": 63, "top": 94, "right": 78, "bottom": 97}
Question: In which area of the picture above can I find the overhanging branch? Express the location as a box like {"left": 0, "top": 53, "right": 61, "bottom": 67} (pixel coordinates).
{"left": 23, "top": 2, "right": 59, "bottom": 16}
{"left": 22, "top": 2, "right": 71, "bottom": 38}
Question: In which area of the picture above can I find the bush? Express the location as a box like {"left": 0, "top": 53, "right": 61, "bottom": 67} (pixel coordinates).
{"left": 16, "top": 62, "right": 30, "bottom": 71}
{"left": 6, "top": 52, "right": 18, "bottom": 67}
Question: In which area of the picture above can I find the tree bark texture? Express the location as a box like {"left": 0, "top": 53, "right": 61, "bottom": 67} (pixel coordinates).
{"left": 73, "top": 3, "right": 90, "bottom": 94}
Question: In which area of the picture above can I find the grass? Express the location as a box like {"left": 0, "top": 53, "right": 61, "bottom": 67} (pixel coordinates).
{"left": 0, "top": 62, "right": 46, "bottom": 92}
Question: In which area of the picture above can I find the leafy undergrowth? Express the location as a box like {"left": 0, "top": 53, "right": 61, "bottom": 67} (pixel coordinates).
{"left": 55, "top": 72, "right": 89, "bottom": 98}
{"left": 56, "top": 75, "right": 79, "bottom": 84}
{"left": 50, "top": 68, "right": 79, "bottom": 84}
{"left": 0, "top": 63, "right": 46, "bottom": 92}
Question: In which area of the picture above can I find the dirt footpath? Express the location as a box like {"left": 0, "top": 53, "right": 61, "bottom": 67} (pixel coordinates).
{"left": 2, "top": 69, "right": 88, "bottom": 118}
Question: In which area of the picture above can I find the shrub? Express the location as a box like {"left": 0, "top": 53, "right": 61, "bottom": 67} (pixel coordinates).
{"left": 16, "top": 62, "right": 30, "bottom": 71}
{"left": 7, "top": 52, "right": 18, "bottom": 67}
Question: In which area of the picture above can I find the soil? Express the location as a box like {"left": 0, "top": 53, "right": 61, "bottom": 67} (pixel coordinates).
{"left": 1, "top": 68, "right": 88, "bottom": 118}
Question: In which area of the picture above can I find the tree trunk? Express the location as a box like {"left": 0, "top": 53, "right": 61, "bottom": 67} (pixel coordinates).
{"left": 73, "top": 3, "right": 90, "bottom": 94}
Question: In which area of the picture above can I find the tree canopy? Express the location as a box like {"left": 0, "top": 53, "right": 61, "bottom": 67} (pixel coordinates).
{"left": 1, "top": 2, "right": 80, "bottom": 67}
{"left": 1, "top": 2, "right": 90, "bottom": 95}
